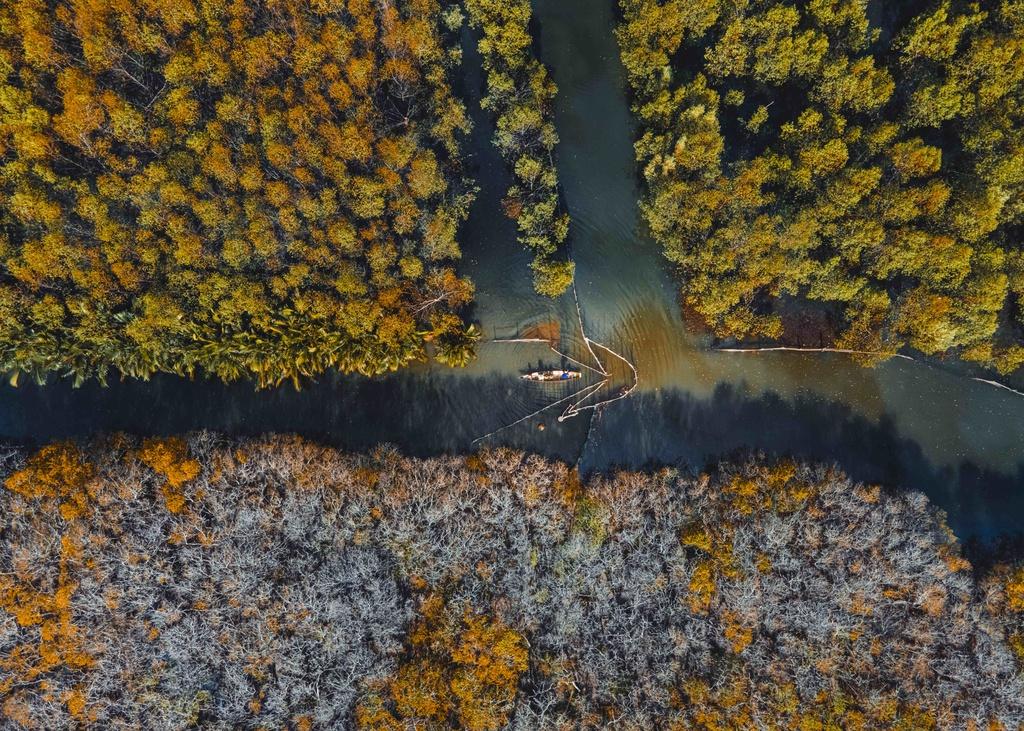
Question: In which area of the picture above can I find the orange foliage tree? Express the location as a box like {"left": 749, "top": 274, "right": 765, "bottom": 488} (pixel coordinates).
{"left": 1, "top": 446, "right": 96, "bottom": 722}
{"left": 357, "top": 594, "right": 528, "bottom": 731}
{"left": 139, "top": 437, "right": 201, "bottom": 513}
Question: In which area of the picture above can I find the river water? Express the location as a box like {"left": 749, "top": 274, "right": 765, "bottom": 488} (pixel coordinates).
{"left": 1, "top": 0, "right": 1022, "bottom": 546}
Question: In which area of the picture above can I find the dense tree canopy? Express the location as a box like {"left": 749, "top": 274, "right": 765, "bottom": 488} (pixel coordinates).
{"left": 465, "top": 0, "right": 574, "bottom": 297}
{"left": 0, "top": 0, "right": 479, "bottom": 387}
{"left": 1, "top": 435, "right": 1022, "bottom": 728}
{"left": 618, "top": 0, "right": 1024, "bottom": 371}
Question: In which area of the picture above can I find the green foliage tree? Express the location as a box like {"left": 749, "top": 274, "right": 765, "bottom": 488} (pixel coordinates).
{"left": 530, "top": 256, "right": 576, "bottom": 298}
{"left": 618, "top": 0, "right": 1024, "bottom": 372}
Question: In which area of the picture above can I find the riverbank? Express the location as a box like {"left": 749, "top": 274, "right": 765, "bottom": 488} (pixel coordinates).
{"left": 2, "top": 434, "right": 1022, "bottom": 728}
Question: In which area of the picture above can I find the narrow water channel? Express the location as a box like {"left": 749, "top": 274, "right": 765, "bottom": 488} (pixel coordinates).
{"left": 0, "top": 0, "right": 1022, "bottom": 547}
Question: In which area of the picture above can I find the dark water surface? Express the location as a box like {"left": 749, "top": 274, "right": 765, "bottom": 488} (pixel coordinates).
{"left": 2, "top": 0, "right": 1023, "bottom": 546}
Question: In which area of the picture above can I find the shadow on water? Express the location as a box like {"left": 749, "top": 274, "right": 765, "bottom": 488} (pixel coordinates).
{"left": 583, "top": 383, "right": 1024, "bottom": 548}
{"left": 0, "top": 371, "right": 590, "bottom": 464}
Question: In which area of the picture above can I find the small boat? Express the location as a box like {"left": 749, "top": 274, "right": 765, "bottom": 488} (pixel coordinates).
{"left": 521, "top": 369, "right": 582, "bottom": 382}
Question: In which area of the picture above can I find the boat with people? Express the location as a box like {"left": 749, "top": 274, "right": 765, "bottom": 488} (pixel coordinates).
{"left": 521, "top": 369, "right": 582, "bottom": 382}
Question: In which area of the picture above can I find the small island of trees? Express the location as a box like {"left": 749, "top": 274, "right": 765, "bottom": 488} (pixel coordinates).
{"left": 465, "top": 0, "right": 575, "bottom": 297}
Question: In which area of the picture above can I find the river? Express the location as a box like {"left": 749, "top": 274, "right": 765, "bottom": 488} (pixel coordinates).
{"left": 1, "top": 0, "right": 1022, "bottom": 548}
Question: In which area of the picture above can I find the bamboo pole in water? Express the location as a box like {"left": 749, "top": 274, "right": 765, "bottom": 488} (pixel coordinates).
{"left": 971, "top": 378, "right": 1024, "bottom": 399}
{"left": 573, "top": 282, "right": 607, "bottom": 376}
{"left": 562, "top": 340, "right": 639, "bottom": 418}
{"left": 492, "top": 338, "right": 551, "bottom": 343}
{"left": 489, "top": 338, "right": 606, "bottom": 376}
{"left": 714, "top": 346, "right": 1024, "bottom": 400}
{"left": 559, "top": 379, "right": 610, "bottom": 420}
{"left": 549, "top": 346, "right": 607, "bottom": 376}
{"left": 474, "top": 279, "right": 642, "bottom": 442}
{"left": 472, "top": 380, "right": 608, "bottom": 444}
{"left": 715, "top": 346, "right": 915, "bottom": 360}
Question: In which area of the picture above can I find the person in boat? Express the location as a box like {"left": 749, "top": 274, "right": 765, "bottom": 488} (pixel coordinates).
{"left": 521, "top": 369, "right": 582, "bottom": 381}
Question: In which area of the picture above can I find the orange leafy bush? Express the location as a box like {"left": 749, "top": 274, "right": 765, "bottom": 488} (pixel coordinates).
{"left": 139, "top": 437, "right": 201, "bottom": 513}
{"left": 0, "top": 534, "right": 93, "bottom": 714}
{"left": 4, "top": 443, "right": 95, "bottom": 520}
{"left": 358, "top": 594, "right": 527, "bottom": 731}
{"left": 1006, "top": 566, "right": 1024, "bottom": 613}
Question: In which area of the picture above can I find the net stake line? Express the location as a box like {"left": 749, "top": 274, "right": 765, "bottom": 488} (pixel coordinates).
{"left": 715, "top": 346, "right": 1024, "bottom": 400}
{"left": 472, "top": 380, "right": 608, "bottom": 444}
{"left": 488, "top": 338, "right": 605, "bottom": 376}
{"left": 572, "top": 281, "right": 606, "bottom": 375}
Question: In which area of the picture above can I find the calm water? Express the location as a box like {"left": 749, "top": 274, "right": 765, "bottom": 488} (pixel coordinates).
{"left": 1, "top": 0, "right": 1023, "bottom": 546}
